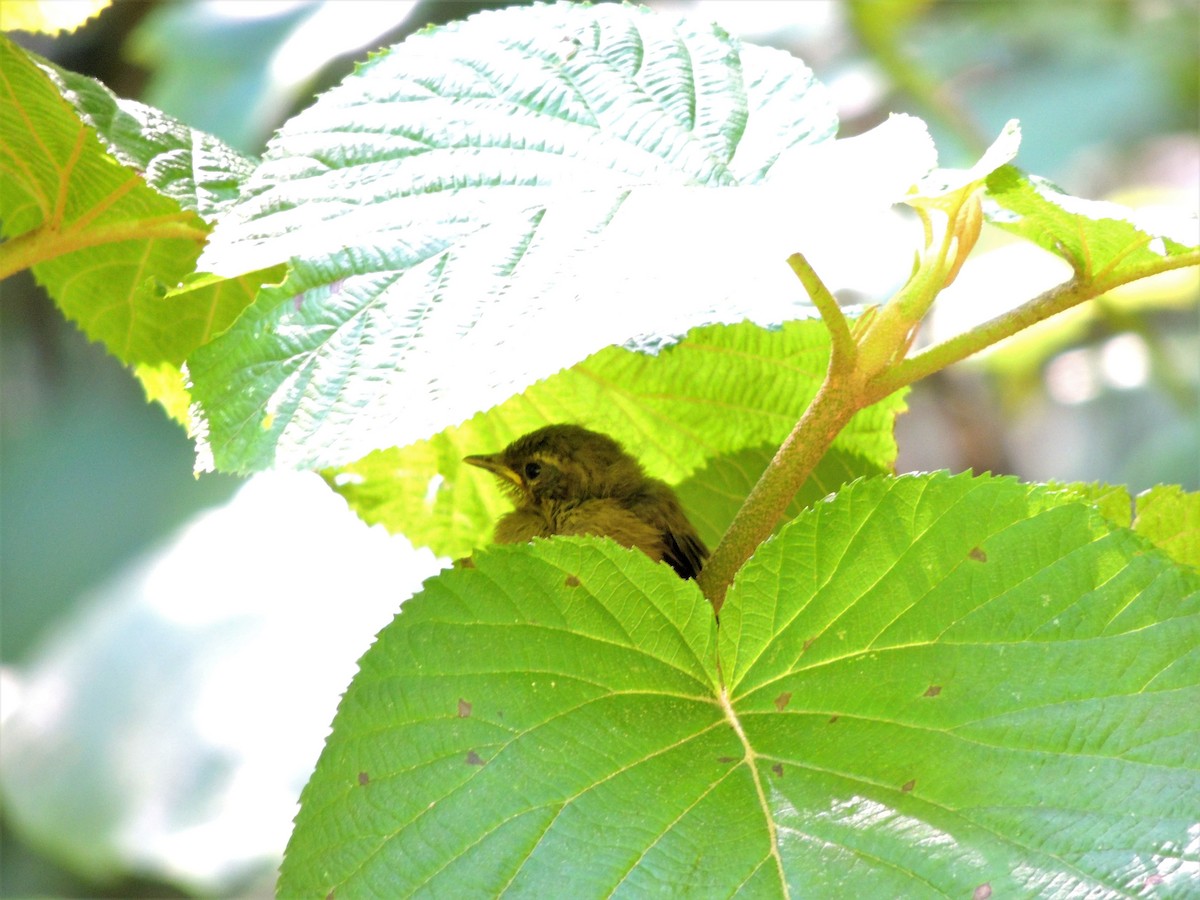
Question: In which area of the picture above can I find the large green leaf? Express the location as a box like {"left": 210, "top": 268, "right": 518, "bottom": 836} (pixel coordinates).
{"left": 984, "top": 165, "right": 1199, "bottom": 286}
{"left": 281, "top": 473, "right": 1199, "bottom": 896}
{"left": 327, "top": 319, "right": 905, "bottom": 557}
{"left": 186, "top": 2, "right": 939, "bottom": 473}
{"left": 0, "top": 35, "right": 256, "bottom": 367}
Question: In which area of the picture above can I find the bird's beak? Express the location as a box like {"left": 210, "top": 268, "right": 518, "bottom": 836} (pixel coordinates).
{"left": 463, "top": 453, "right": 522, "bottom": 488}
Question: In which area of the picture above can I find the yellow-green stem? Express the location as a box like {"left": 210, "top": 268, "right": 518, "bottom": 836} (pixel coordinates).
{"left": 867, "top": 248, "right": 1200, "bottom": 402}
{"left": 697, "top": 369, "right": 860, "bottom": 613}
{"left": 699, "top": 256, "right": 861, "bottom": 612}
{"left": 787, "top": 253, "right": 855, "bottom": 367}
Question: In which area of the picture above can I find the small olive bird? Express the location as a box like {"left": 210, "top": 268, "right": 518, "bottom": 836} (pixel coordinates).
{"left": 464, "top": 424, "right": 708, "bottom": 579}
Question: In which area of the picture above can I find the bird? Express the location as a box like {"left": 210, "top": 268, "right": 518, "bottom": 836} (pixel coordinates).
{"left": 463, "top": 424, "right": 708, "bottom": 579}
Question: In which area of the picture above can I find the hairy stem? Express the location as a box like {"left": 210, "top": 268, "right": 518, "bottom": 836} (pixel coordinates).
{"left": 699, "top": 257, "right": 859, "bottom": 613}
{"left": 698, "top": 371, "right": 858, "bottom": 613}
{"left": 787, "top": 253, "right": 855, "bottom": 367}
{"left": 867, "top": 248, "right": 1200, "bottom": 401}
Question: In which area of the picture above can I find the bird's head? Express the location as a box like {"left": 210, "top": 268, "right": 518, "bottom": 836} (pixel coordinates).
{"left": 464, "top": 424, "right": 645, "bottom": 507}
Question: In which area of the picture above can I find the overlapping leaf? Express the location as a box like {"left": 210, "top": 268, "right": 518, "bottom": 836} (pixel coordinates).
{"left": 135, "top": 265, "right": 286, "bottom": 428}
{"left": 282, "top": 472, "right": 1200, "bottom": 896}
{"left": 186, "top": 2, "right": 941, "bottom": 473}
{"left": 1047, "top": 481, "right": 1200, "bottom": 570}
{"left": 45, "top": 59, "right": 254, "bottom": 223}
{"left": 0, "top": 36, "right": 256, "bottom": 367}
{"left": 1134, "top": 484, "right": 1200, "bottom": 569}
{"left": 984, "top": 164, "right": 1200, "bottom": 285}
{"left": 328, "top": 319, "right": 904, "bottom": 557}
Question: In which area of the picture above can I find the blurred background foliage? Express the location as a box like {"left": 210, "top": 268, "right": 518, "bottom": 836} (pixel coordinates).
{"left": 1, "top": 0, "right": 1196, "bottom": 896}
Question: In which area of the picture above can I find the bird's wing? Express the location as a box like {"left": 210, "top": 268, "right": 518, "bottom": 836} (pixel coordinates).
{"left": 662, "top": 529, "right": 708, "bottom": 580}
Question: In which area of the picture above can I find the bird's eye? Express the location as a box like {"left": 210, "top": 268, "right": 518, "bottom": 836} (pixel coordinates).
{"left": 524, "top": 462, "right": 541, "bottom": 480}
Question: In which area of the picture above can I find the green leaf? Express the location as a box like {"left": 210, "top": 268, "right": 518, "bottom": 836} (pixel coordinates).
{"left": 135, "top": 265, "right": 288, "bottom": 427}
{"left": 1045, "top": 480, "right": 1134, "bottom": 528}
{"left": 280, "top": 537, "right": 734, "bottom": 897}
{"left": 45, "top": 58, "right": 256, "bottom": 222}
{"left": 282, "top": 473, "right": 1200, "bottom": 896}
{"left": 984, "top": 164, "right": 1200, "bottom": 286}
{"left": 0, "top": 36, "right": 256, "bottom": 368}
{"left": 720, "top": 472, "right": 1199, "bottom": 895}
{"left": 325, "top": 319, "right": 906, "bottom": 557}
{"left": 1046, "top": 481, "right": 1200, "bottom": 571}
{"left": 1134, "top": 484, "right": 1200, "bottom": 570}
{"left": 187, "top": 3, "right": 942, "bottom": 473}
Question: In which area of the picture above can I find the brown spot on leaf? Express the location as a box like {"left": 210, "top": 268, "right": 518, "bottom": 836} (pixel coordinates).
{"left": 457, "top": 698, "right": 472, "bottom": 718}
{"left": 802, "top": 637, "right": 816, "bottom": 652}
{"left": 717, "top": 756, "right": 738, "bottom": 764}
{"left": 972, "top": 884, "right": 992, "bottom": 900}
{"left": 774, "top": 692, "right": 792, "bottom": 711}
{"left": 771, "top": 763, "right": 784, "bottom": 778}
{"left": 969, "top": 547, "right": 988, "bottom": 562}
{"left": 357, "top": 771, "right": 369, "bottom": 786}
{"left": 901, "top": 779, "right": 916, "bottom": 793}
{"left": 828, "top": 715, "right": 839, "bottom": 724}
{"left": 466, "top": 750, "right": 484, "bottom": 766}
{"left": 326, "top": 891, "right": 336, "bottom": 900}
{"left": 454, "top": 556, "right": 476, "bottom": 569}
{"left": 923, "top": 685, "right": 942, "bottom": 697}
{"left": 564, "top": 574, "right": 580, "bottom": 587}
